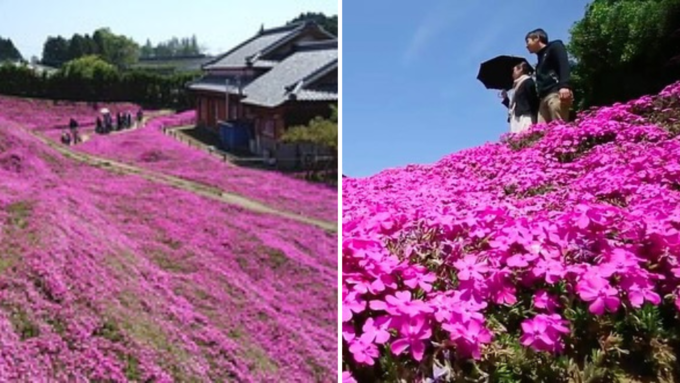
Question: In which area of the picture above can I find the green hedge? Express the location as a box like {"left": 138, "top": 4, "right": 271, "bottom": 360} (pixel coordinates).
{"left": 0, "top": 62, "right": 199, "bottom": 110}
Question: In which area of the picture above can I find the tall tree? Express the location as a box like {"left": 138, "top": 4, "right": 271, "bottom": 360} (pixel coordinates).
{"left": 569, "top": 0, "right": 680, "bottom": 109}
{"left": 141, "top": 38, "right": 154, "bottom": 58}
{"left": 68, "top": 33, "right": 87, "bottom": 61}
{"left": 190, "top": 35, "right": 199, "bottom": 55}
{"left": 92, "top": 29, "right": 108, "bottom": 58}
{"left": 42, "top": 36, "right": 70, "bottom": 67}
{"left": 91, "top": 28, "right": 140, "bottom": 68}
{"left": 83, "top": 34, "right": 99, "bottom": 56}
{"left": 0, "top": 37, "right": 23, "bottom": 62}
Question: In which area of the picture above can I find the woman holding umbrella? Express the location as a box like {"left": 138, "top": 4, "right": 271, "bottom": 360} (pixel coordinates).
{"left": 500, "top": 61, "right": 539, "bottom": 134}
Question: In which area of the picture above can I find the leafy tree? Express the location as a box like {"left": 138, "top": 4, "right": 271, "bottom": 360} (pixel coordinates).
{"left": 68, "top": 34, "right": 88, "bottom": 61}
{"left": 92, "top": 28, "right": 140, "bottom": 68}
{"left": 92, "top": 29, "right": 108, "bottom": 59}
{"left": 140, "top": 39, "right": 154, "bottom": 58}
{"left": 60, "top": 55, "right": 117, "bottom": 79}
{"left": 42, "top": 36, "right": 70, "bottom": 67}
{"left": 83, "top": 34, "right": 99, "bottom": 56}
{"left": 55, "top": 55, "right": 120, "bottom": 99}
{"left": 144, "top": 35, "right": 204, "bottom": 58}
{"left": 569, "top": 0, "right": 680, "bottom": 109}
{"left": 288, "top": 12, "right": 338, "bottom": 36}
{"left": 0, "top": 37, "right": 23, "bottom": 62}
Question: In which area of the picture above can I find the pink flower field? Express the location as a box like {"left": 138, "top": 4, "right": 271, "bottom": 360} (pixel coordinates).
{"left": 0, "top": 95, "right": 141, "bottom": 133}
{"left": 0, "top": 114, "right": 336, "bottom": 380}
{"left": 342, "top": 82, "right": 680, "bottom": 381}
{"left": 0, "top": 95, "right": 336, "bottom": 223}
{"left": 74, "top": 112, "right": 337, "bottom": 223}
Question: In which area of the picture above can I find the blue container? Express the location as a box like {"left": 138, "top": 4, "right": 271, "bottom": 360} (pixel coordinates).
{"left": 218, "top": 121, "right": 252, "bottom": 152}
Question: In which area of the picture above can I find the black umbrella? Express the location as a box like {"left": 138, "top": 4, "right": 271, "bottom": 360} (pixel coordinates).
{"left": 477, "top": 55, "right": 533, "bottom": 90}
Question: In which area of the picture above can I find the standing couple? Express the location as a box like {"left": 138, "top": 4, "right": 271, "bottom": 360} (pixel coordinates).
{"left": 501, "top": 29, "right": 573, "bottom": 133}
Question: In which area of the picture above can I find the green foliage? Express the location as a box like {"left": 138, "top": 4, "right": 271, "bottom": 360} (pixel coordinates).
{"left": 569, "top": 0, "right": 680, "bottom": 109}
{"left": 94, "top": 28, "right": 140, "bottom": 69}
{"left": 0, "top": 59, "right": 199, "bottom": 109}
{"left": 281, "top": 105, "right": 338, "bottom": 152}
{"left": 41, "top": 36, "right": 70, "bottom": 67}
{"left": 0, "top": 63, "right": 45, "bottom": 97}
{"left": 41, "top": 28, "right": 139, "bottom": 68}
{"left": 60, "top": 55, "right": 118, "bottom": 79}
{"left": 140, "top": 35, "right": 203, "bottom": 59}
{"left": 0, "top": 37, "right": 23, "bottom": 62}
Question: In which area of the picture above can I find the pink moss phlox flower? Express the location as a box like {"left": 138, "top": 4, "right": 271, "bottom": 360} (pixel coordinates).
{"left": 342, "top": 287, "right": 366, "bottom": 322}
{"left": 370, "top": 291, "right": 433, "bottom": 317}
{"left": 576, "top": 276, "right": 621, "bottom": 315}
{"left": 533, "top": 290, "right": 559, "bottom": 311}
{"left": 487, "top": 269, "right": 517, "bottom": 306}
{"left": 348, "top": 333, "right": 380, "bottom": 365}
{"left": 362, "top": 317, "right": 393, "bottom": 345}
{"left": 453, "top": 254, "right": 489, "bottom": 281}
{"left": 342, "top": 371, "right": 358, "bottom": 383}
{"left": 620, "top": 275, "right": 661, "bottom": 308}
{"left": 444, "top": 318, "right": 493, "bottom": 360}
{"left": 401, "top": 264, "right": 437, "bottom": 292}
{"left": 506, "top": 252, "right": 538, "bottom": 268}
{"left": 520, "top": 314, "right": 570, "bottom": 353}
{"left": 390, "top": 315, "right": 432, "bottom": 361}
{"left": 530, "top": 258, "right": 566, "bottom": 284}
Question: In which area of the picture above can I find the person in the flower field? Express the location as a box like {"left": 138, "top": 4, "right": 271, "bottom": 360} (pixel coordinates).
{"left": 525, "top": 28, "right": 573, "bottom": 123}
{"left": 61, "top": 131, "right": 71, "bottom": 146}
{"left": 500, "top": 61, "right": 539, "bottom": 133}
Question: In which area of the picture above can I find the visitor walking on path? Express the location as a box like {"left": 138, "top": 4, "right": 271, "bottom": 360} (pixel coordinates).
{"left": 72, "top": 129, "right": 82, "bottom": 145}
{"left": 525, "top": 28, "right": 573, "bottom": 123}
{"left": 136, "top": 108, "right": 144, "bottom": 128}
{"left": 500, "top": 61, "right": 539, "bottom": 133}
{"left": 69, "top": 118, "right": 78, "bottom": 132}
{"left": 96, "top": 117, "right": 103, "bottom": 134}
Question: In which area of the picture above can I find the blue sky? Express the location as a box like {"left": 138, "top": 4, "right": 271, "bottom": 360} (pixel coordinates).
{"left": 0, "top": 0, "right": 337, "bottom": 59}
{"left": 343, "top": 0, "right": 592, "bottom": 178}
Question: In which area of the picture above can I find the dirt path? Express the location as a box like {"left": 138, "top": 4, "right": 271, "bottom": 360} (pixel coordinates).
{"left": 23, "top": 127, "right": 338, "bottom": 233}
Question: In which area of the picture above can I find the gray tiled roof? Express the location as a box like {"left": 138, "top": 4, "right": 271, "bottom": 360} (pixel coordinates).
{"left": 253, "top": 59, "right": 278, "bottom": 68}
{"left": 203, "top": 24, "right": 303, "bottom": 70}
{"left": 241, "top": 41, "right": 337, "bottom": 108}
{"left": 187, "top": 74, "right": 243, "bottom": 93}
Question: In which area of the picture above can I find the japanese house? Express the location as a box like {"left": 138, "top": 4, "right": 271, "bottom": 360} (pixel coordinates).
{"left": 187, "top": 21, "right": 337, "bottom": 157}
